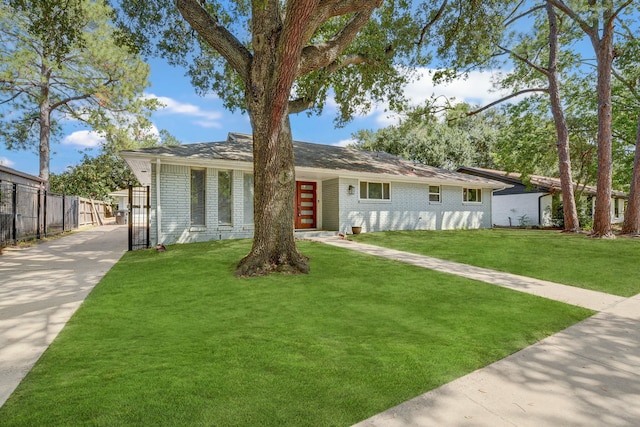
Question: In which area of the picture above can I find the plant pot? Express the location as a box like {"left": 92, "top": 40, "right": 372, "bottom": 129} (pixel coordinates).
{"left": 351, "top": 226, "right": 362, "bottom": 235}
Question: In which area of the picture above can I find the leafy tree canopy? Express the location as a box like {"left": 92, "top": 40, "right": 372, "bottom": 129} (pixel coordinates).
{"left": 0, "top": 0, "right": 161, "bottom": 180}
{"left": 49, "top": 130, "right": 178, "bottom": 201}
{"left": 352, "top": 103, "right": 501, "bottom": 170}
{"left": 49, "top": 151, "right": 139, "bottom": 202}
{"left": 116, "top": 0, "right": 511, "bottom": 126}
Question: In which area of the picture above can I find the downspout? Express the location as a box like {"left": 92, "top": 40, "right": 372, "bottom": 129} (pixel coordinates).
{"left": 156, "top": 158, "right": 162, "bottom": 244}
{"left": 490, "top": 187, "right": 495, "bottom": 229}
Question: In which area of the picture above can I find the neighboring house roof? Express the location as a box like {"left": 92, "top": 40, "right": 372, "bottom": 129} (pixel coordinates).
{"left": 121, "top": 132, "right": 508, "bottom": 189}
{"left": 458, "top": 166, "right": 627, "bottom": 198}
{"left": 108, "top": 189, "right": 130, "bottom": 198}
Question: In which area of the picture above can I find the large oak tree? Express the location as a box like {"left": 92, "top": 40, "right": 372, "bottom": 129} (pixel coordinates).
{"left": 118, "top": 0, "right": 506, "bottom": 276}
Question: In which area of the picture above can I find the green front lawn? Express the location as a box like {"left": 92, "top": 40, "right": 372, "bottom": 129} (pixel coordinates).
{"left": 352, "top": 229, "right": 640, "bottom": 297}
{"left": 0, "top": 239, "right": 592, "bottom": 426}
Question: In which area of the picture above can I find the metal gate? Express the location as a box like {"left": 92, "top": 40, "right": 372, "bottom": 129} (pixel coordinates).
{"left": 128, "top": 185, "right": 150, "bottom": 251}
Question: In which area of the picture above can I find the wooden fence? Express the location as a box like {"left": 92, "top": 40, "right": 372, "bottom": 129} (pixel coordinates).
{"left": 1, "top": 186, "right": 114, "bottom": 248}
{"left": 78, "top": 197, "right": 113, "bottom": 227}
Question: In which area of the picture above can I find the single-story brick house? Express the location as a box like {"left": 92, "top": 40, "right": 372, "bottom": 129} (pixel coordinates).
{"left": 457, "top": 166, "right": 628, "bottom": 227}
{"left": 120, "top": 133, "right": 508, "bottom": 246}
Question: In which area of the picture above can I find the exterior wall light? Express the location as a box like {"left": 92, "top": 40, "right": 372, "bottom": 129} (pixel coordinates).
{"left": 348, "top": 185, "right": 355, "bottom": 195}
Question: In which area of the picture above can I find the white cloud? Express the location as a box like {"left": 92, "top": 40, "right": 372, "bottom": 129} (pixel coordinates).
{"left": 146, "top": 93, "right": 223, "bottom": 125}
{"left": 332, "top": 139, "right": 355, "bottom": 148}
{"left": 361, "top": 68, "right": 511, "bottom": 127}
{"left": 194, "top": 120, "right": 223, "bottom": 129}
{"left": 62, "top": 130, "right": 106, "bottom": 147}
{"left": 404, "top": 68, "right": 507, "bottom": 106}
{"left": 0, "top": 157, "right": 15, "bottom": 167}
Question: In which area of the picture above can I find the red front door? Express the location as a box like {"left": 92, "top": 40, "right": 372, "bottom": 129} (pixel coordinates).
{"left": 295, "top": 181, "right": 316, "bottom": 229}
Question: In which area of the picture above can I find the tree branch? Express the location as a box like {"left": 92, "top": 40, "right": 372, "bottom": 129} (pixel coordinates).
{"left": 297, "top": 3, "right": 380, "bottom": 77}
{"left": 545, "top": 0, "right": 594, "bottom": 33}
{"left": 326, "top": 52, "right": 381, "bottom": 73}
{"left": 611, "top": 1, "right": 633, "bottom": 28}
{"left": 503, "top": 3, "right": 546, "bottom": 27}
{"left": 417, "top": 0, "right": 448, "bottom": 47}
{"left": 496, "top": 44, "right": 550, "bottom": 77}
{"left": 612, "top": 68, "right": 640, "bottom": 100}
{"left": 176, "top": 0, "right": 251, "bottom": 82}
{"left": 289, "top": 49, "right": 388, "bottom": 115}
{"left": 0, "top": 87, "right": 28, "bottom": 105}
{"left": 49, "top": 91, "right": 94, "bottom": 111}
{"left": 545, "top": 0, "right": 598, "bottom": 47}
{"left": 465, "top": 88, "right": 549, "bottom": 117}
{"left": 288, "top": 97, "right": 316, "bottom": 114}
{"left": 316, "top": 0, "right": 382, "bottom": 19}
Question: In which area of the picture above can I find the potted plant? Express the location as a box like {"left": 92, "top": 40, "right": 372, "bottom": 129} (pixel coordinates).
{"left": 351, "top": 226, "right": 362, "bottom": 234}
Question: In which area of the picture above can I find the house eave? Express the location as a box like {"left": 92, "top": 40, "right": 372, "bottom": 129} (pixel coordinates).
{"left": 121, "top": 152, "right": 254, "bottom": 186}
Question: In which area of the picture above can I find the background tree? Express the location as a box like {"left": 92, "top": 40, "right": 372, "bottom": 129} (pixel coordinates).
{"left": 118, "top": 0, "right": 510, "bottom": 276}
{"left": 614, "top": 25, "right": 640, "bottom": 234}
{"left": 435, "top": 0, "right": 639, "bottom": 233}
{"left": 0, "top": 0, "right": 158, "bottom": 184}
{"left": 352, "top": 103, "right": 501, "bottom": 170}
{"left": 49, "top": 129, "right": 178, "bottom": 201}
{"left": 441, "top": 1, "right": 585, "bottom": 231}
{"left": 49, "top": 151, "right": 139, "bottom": 201}
{"left": 547, "top": 0, "right": 634, "bottom": 237}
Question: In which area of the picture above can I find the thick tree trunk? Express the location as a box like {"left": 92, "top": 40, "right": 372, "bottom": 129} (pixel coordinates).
{"left": 621, "top": 112, "right": 640, "bottom": 235}
{"left": 590, "top": 6, "right": 615, "bottom": 238}
{"left": 235, "top": 0, "right": 314, "bottom": 276}
{"left": 235, "top": 116, "right": 309, "bottom": 276}
{"left": 546, "top": 2, "right": 579, "bottom": 232}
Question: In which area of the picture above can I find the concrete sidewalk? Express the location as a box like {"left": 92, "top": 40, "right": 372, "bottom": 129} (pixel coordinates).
{"left": 310, "top": 236, "right": 640, "bottom": 426}
{"left": 0, "top": 225, "right": 127, "bottom": 407}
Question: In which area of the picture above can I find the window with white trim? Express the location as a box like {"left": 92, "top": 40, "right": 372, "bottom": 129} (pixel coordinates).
{"left": 359, "top": 181, "right": 390, "bottom": 200}
{"left": 463, "top": 188, "right": 482, "bottom": 203}
{"left": 429, "top": 185, "right": 441, "bottom": 203}
{"left": 218, "top": 170, "right": 232, "bottom": 225}
{"left": 190, "top": 168, "right": 206, "bottom": 226}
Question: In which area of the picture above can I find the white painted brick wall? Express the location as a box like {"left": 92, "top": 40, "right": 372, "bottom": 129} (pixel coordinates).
{"left": 339, "top": 180, "right": 492, "bottom": 233}
{"left": 151, "top": 164, "right": 493, "bottom": 245}
{"left": 151, "top": 165, "right": 252, "bottom": 245}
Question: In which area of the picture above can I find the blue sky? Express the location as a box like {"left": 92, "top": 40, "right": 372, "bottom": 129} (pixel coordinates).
{"left": 0, "top": 57, "right": 505, "bottom": 177}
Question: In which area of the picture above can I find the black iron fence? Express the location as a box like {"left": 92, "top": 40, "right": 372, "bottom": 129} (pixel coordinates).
{"left": 0, "top": 180, "right": 79, "bottom": 248}
{"left": 128, "top": 185, "right": 150, "bottom": 251}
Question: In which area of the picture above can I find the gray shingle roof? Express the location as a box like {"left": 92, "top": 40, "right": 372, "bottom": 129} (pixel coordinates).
{"left": 121, "top": 133, "right": 505, "bottom": 187}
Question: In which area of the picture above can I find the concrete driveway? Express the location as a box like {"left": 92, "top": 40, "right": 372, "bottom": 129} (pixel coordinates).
{"left": 0, "top": 225, "right": 127, "bottom": 407}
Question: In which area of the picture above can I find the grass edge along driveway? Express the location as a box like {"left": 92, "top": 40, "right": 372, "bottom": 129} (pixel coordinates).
{"left": 352, "top": 229, "right": 640, "bottom": 297}
{"left": 0, "top": 239, "right": 592, "bottom": 427}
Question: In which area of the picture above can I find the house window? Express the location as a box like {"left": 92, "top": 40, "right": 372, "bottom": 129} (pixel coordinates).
{"left": 218, "top": 170, "right": 232, "bottom": 225}
{"left": 359, "top": 181, "right": 390, "bottom": 200}
{"left": 243, "top": 173, "right": 254, "bottom": 224}
{"left": 463, "top": 188, "right": 482, "bottom": 203}
{"left": 190, "top": 169, "right": 206, "bottom": 226}
{"left": 429, "top": 185, "right": 441, "bottom": 203}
